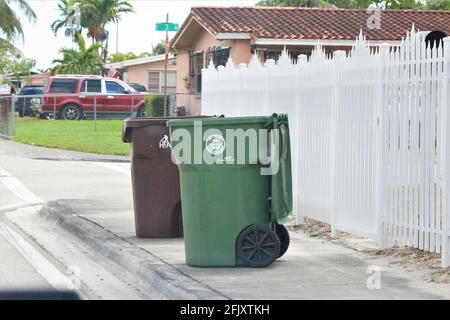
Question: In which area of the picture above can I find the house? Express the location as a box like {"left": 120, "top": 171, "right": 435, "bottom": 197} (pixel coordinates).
{"left": 26, "top": 72, "right": 50, "bottom": 86}
{"left": 170, "top": 6, "right": 450, "bottom": 115}
{"left": 1, "top": 72, "right": 50, "bottom": 92}
{"left": 104, "top": 54, "right": 177, "bottom": 93}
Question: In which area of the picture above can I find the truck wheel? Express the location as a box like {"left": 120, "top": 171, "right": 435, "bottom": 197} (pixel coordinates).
{"left": 236, "top": 224, "right": 280, "bottom": 268}
{"left": 275, "top": 224, "right": 290, "bottom": 258}
{"left": 60, "top": 104, "right": 82, "bottom": 120}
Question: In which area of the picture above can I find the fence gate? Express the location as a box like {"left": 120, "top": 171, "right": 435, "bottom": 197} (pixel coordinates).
{"left": 380, "top": 32, "right": 448, "bottom": 266}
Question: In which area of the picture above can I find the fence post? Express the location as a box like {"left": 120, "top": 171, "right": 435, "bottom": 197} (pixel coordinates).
{"left": 441, "top": 37, "right": 450, "bottom": 267}
{"left": 11, "top": 96, "right": 16, "bottom": 136}
{"left": 330, "top": 50, "right": 346, "bottom": 237}
{"left": 53, "top": 95, "right": 56, "bottom": 120}
{"left": 170, "top": 93, "right": 176, "bottom": 116}
{"left": 21, "top": 95, "right": 26, "bottom": 118}
{"left": 93, "top": 95, "right": 97, "bottom": 132}
{"left": 375, "top": 44, "right": 390, "bottom": 248}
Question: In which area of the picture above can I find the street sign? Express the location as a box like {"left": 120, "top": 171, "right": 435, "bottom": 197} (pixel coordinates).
{"left": 155, "top": 22, "right": 179, "bottom": 32}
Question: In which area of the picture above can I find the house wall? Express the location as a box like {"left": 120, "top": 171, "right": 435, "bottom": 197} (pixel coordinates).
{"left": 175, "top": 50, "right": 191, "bottom": 114}
{"left": 29, "top": 76, "right": 49, "bottom": 86}
{"left": 125, "top": 60, "right": 176, "bottom": 89}
{"left": 230, "top": 40, "right": 252, "bottom": 64}
{"left": 175, "top": 28, "right": 220, "bottom": 115}
{"left": 31, "top": 79, "right": 45, "bottom": 85}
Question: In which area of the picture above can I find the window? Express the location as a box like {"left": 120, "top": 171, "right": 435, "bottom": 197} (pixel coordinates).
{"left": 206, "top": 47, "right": 230, "bottom": 67}
{"left": 19, "top": 86, "right": 44, "bottom": 95}
{"left": 190, "top": 51, "right": 204, "bottom": 93}
{"left": 81, "top": 80, "right": 102, "bottom": 93}
{"left": 148, "top": 72, "right": 160, "bottom": 93}
{"left": 161, "top": 71, "right": 176, "bottom": 93}
{"left": 106, "top": 81, "right": 125, "bottom": 94}
{"left": 49, "top": 79, "right": 78, "bottom": 93}
{"left": 259, "top": 49, "right": 312, "bottom": 63}
{"left": 265, "top": 50, "right": 281, "bottom": 62}
{"left": 147, "top": 71, "right": 176, "bottom": 93}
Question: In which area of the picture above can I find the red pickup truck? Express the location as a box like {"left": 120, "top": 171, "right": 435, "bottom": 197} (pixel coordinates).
{"left": 39, "top": 75, "right": 146, "bottom": 120}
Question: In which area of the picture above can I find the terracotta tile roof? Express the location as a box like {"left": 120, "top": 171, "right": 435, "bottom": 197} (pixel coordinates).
{"left": 178, "top": 6, "right": 450, "bottom": 42}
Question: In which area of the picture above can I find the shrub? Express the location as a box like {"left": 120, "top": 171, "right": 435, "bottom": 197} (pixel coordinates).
{"left": 144, "top": 95, "right": 170, "bottom": 117}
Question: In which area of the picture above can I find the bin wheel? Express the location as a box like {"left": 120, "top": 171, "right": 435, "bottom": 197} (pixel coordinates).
{"left": 236, "top": 225, "right": 280, "bottom": 268}
{"left": 276, "top": 224, "right": 290, "bottom": 258}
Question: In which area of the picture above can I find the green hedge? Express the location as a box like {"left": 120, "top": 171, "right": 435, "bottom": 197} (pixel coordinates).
{"left": 144, "top": 95, "right": 170, "bottom": 117}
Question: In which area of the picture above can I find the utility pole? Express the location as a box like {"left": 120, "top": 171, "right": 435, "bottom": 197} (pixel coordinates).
{"left": 116, "top": 22, "right": 119, "bottom": 53}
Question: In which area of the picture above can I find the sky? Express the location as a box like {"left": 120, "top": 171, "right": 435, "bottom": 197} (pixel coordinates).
{"left": 15, "top": 0, "right": 258, "bottom": 69}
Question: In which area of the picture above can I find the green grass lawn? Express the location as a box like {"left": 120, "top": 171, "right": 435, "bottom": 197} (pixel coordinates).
{"left": 13, "top": 119, "right": 129, "bottom": 156}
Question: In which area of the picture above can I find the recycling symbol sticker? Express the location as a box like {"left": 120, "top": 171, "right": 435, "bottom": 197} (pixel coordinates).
{"left": 206, "top": 134, "right": 225, "bottom": 155}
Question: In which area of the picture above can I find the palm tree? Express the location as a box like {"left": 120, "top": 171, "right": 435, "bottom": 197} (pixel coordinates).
{"left": 50, "top": 0, "right": 133, "bottom": 60}
{"left": 82, "top": 0, "right": 134, "bottom": 60}
{"left": 0, "top": 0, "right": 37, "bottom": 40}
{"left": 105, "top": 51, "right": 137, "bottom": 63}
{"left": 52, "top": 33, "right": 103, "bottom": 75}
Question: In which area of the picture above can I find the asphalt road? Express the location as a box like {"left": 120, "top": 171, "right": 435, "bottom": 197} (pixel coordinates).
{"left": 0, "top": 224, "right": 54, "bottom": 292}
{"left": 0, "top": 138, "right": 144, "bottom": 299}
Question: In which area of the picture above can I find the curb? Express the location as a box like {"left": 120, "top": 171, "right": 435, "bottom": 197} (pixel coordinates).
{"left": 40, "top": 201, "right": 228, "bottom": 300}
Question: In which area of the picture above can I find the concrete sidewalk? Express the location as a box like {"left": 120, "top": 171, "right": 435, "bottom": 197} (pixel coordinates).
{"left": 2, "top": 138, "right": 449, "bottom": 300}
{"left": 29, "top": 200, "right": 449, "bottom": 300}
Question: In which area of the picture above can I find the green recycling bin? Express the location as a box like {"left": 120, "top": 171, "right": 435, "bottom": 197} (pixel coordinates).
{"left": 168, "top": 114, "right": 292, "bottom": 268}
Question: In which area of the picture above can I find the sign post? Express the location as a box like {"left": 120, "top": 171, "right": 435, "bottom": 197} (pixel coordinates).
{"left": 156, "top": 14, "right": 179, "bottom": 116}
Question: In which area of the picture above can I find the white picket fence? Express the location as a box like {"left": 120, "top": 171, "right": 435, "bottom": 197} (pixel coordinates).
{"left": 202, "top": 29, "right": 450, "bottom": 267}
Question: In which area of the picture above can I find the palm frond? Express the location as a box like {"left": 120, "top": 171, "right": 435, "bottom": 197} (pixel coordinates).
{"left": 0, "top": 0, "right": 37, "bottom": 40}
{"left": 6, "top": 0, "right": 37, "bottom": 21}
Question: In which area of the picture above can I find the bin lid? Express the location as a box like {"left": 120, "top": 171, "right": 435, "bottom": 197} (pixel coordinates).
{"left": 123, "top": 116, "right": 210, "bottom": 143}
{"left": 167, "top": 116, "right": 271, "bottom": 128}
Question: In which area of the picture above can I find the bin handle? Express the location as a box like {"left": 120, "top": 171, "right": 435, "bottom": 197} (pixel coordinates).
{"left": 267, "top": 114, "right": 292, "bottom": 225}
{"left": 279, "top": 123, "right": 289, "bottom": 161}
{"left": 267, "top": 196, "right": 273, "bottom": 213}
{"left": 279, "top": 123, "right": 290, "bottom": 214}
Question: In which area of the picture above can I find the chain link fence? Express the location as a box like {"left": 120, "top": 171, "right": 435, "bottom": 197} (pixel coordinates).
{"left": 1, "top": 92, "right": 201, "bottom": 135}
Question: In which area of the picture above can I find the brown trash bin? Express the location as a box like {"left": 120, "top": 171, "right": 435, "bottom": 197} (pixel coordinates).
{"left": 123, "top": 117, "right": 186, "bottom": 238}
{"left": 123, "top": 116, "right": 217, "bottom": 238}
